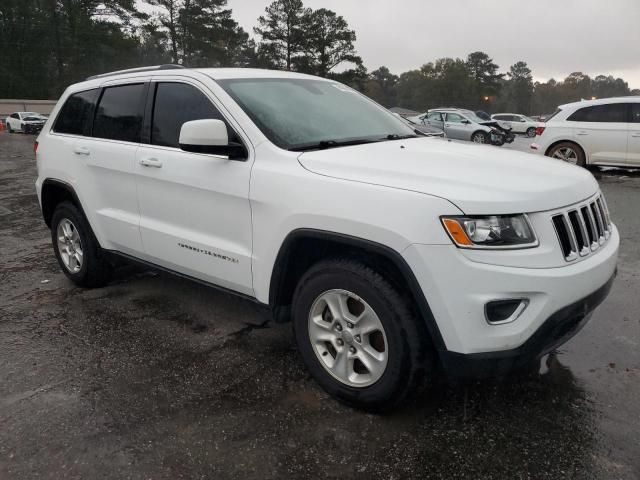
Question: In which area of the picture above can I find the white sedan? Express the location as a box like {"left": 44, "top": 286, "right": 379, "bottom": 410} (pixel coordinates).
{"left": 5, "top": 111, "right": 47, "bottom": 133}
{"left": 491, "top": 113, "right": 538, "bottom": 137}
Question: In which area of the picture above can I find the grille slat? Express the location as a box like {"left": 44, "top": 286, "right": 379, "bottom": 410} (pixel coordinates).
{"left": 552, "top": 194, "right": 611, "bottom": 262}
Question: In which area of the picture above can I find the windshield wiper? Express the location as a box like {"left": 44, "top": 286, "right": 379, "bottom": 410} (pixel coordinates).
{"left": 385, "top": 133, "right": 419, "bottom": 140}
{"left": 289, "top": 138, "right": 381, "bottom": 152}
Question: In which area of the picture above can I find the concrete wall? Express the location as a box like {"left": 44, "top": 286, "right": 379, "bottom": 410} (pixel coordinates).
{"left": 0, "top": 99, "right": 58, "bottom": 117}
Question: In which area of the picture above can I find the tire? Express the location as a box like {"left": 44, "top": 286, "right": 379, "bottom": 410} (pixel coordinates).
{"left": 526, "top": 127, "right": 536, "bottom": 138}
{"left": 6, "top": 123, "right": 12, "bottom": 133}
{"left": 51, "top": 201, "right": 111, "bottom": 287}
{"left": 547, "top": 141, "right": 586, "bottom": 167}
{"left": 471, "top": 131, "right": 489, "bottom": 144}
{"left": 292, "top": 258, "right": 434, "bottom": 412}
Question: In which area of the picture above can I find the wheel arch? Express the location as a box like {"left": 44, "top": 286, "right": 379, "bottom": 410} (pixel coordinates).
{"left": 41, "top": 179, "right": 86, "bottom": 228}
{"left": 268, "top": 228, "right": 446, "bottom": 351}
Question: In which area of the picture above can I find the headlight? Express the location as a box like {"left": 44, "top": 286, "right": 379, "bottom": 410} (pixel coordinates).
{"left": 441, "top": 214, "right": 537, "bottom": 249}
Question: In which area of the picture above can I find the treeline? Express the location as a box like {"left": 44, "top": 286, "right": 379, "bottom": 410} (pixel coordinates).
{"left": 1, "top": 0, "right": 637, "bottom": 115}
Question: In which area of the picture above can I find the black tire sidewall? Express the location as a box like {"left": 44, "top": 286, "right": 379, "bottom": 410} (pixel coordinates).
{"left": 50, "top": 203, "right": 95, "bottom": 284}
{"left": 526, "top": 127, "right": 536, "bottom": 137}
{"left": 293, "top": 266, "right": 412, "bottom": 408}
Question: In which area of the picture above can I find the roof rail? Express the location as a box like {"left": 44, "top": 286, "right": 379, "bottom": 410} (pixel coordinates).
{"left": 86, "top": 64, "right": 185, "bottom": 81}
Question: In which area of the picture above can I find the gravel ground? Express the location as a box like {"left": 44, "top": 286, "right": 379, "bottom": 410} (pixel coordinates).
{"left": 1, "top": 132, "right": 639, "bottom": 479}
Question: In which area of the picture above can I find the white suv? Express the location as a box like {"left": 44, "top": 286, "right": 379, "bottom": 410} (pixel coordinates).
{"left": 491, "top": 113, "right": 538, "bottom": 137}
{"left": 35, "top": 66, "right": 619, "bottom": 411}
{"left": 531, "top": 97, "right": 640, "bottom": 167}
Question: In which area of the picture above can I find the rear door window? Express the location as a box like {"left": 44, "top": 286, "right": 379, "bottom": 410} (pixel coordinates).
{"left": 53, "top": 89, "right": 99, "bottom": 136}
{"left": 567, "top": 104, "right": 627, "bottom": 122}
{"left": 93, "top": 83, "right": 145, "bottom": 142}
{"left": 151, "top": 82, "right": 225, "bottom": 148}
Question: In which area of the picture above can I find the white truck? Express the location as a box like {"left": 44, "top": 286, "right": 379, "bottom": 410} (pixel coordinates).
{"left": 35, "top": 66, "right": 619, "bottom": 410}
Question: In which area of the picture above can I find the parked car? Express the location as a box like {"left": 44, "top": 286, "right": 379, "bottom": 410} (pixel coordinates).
{"left": 422, "top": 108, "right": 510, "bottom": 144}
{"left": 5, "top": 111, "right": 48, "bottom": 134}
{"left": 36, "top": 65, "right": 618, "bottom": 411}
{"left": 492, "top": 113, "right": 538, "bottom": 137}
{"left": 392, "top": 113, "right": 445, "bottom": 137}
{"left": 531, "top": 97, "right": 640, "bottom": 168}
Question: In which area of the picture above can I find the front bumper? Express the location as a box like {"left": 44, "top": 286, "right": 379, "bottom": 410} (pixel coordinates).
{"left": 403, "top": 225, "right": 619, "bottom": 360}
{"left": 439, "top": 270, "right": 615, "bottom": 379}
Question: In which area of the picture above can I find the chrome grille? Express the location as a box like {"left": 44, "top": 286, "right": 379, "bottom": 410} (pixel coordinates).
{"left": 552, "top": 194, "right": 612, "bottom": 262}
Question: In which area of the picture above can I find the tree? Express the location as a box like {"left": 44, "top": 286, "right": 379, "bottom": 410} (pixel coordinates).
{"left": 148, "top": 0, "right": 181, "bottom": 62}
{"left": 254, "top": 0, "right": 311, "bottom": 70}
{"left": 302, "top": 8, "right": 360, "bottom": 77}
{"left": 466, "top": 51, "right": 503, "bottom": 108}
{"left": 177, "top": 0, "right": 255, "bottom": 67}
{"left": 506, "top": 61, "right": 534, "bottom": 113}
{"left": 328, "top": 64, "right": 368, "bottom": 92}
{"left": 365, "top": 66, "right": 398, "bottom": 106}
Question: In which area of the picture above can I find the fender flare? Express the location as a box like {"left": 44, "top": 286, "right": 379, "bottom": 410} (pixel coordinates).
{"left": 40, "top": 178, "right": 87, "bottom": 227}
{"left": 268, "top": 228, "right": 446, "bottom": 351}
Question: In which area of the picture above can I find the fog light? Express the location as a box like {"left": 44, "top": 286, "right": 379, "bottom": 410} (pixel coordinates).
{"left": 485, "top": 299, "right": 529, "bottom": 325}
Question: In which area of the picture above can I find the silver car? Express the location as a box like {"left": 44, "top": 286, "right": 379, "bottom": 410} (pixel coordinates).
{"left": 412, "top": 109, "right": 496, "bottom": 143}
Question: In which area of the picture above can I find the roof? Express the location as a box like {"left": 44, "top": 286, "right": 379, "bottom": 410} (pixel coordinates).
{"left": 195, "top": 68, "right": 322, "bottom": 81}
{"left": 70, "top": 66, "right": 328, "bottom": 93}
{"left": 559, "top": 96, "right": 640, "bottom": 109}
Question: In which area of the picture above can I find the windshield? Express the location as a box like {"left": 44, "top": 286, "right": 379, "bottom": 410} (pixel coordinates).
{"left": 460, "top": 111, "right": 487, "bottom": 123}
{"left": 217, "top": 78, "right": 415, "bottom": 150}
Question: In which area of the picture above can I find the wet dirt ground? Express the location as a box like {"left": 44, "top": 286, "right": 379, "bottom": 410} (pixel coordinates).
{"left": 1, "top": 132, "right": 639, "bottom": 479}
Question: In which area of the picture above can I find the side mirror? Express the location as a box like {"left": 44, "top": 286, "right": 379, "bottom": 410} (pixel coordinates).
{"left": 461, "top": 119, "right": 471, "bottom": 124}
{"left": 179, "top": 119, "right": 247, "bottom": 160}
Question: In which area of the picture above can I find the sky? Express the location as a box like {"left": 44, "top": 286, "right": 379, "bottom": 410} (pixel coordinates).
{"left": 228, "top": 0, "right": 640, "bottom": 89}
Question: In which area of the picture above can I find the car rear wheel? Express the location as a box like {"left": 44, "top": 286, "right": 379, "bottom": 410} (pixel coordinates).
{"left": 471, "top": 131, "right": 489, "bottom": 144}
{"left": 51, "top": 201, "right": 111, "bottom": 287}
{"left": 292, "top": 259, "right": 434, "bottom": 411}
{"left": 548, "top": 142, "right": 586, "bottom": 167}
{"left": 6, "top": 123, "right": 12, "bottom": 133}
{"left": 526, "top": 127, "right": 536, "bottom": 138}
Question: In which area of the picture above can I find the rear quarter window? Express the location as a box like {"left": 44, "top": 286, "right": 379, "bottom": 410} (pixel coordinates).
{"left": 53, "top": 89, "right": 100, "bottom": 136}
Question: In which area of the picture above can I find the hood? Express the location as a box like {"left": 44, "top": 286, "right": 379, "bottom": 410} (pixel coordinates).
{"left": 298, "top": 138, "right": 598, "bottom": 214}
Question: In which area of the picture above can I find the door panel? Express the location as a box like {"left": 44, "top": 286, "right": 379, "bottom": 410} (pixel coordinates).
{"left": 77, "top": 82, "right": 146, "bottom": 254}
{"left": 81, "top": 138, "right": 143, "bottom": 253}
{"left": 568, "top": 103, "right": 628, "bottom": 165}
{"left": 576, "top": 122, "right": 628, "bottom": 165}
{"left": 135, "top": 80, "right": 253, "bottom": 295}
{"left": 444, "top": 113, "right": 473, "bottom": 140}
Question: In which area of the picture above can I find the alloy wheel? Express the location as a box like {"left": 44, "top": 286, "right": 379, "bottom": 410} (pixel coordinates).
{"left": 552, "top": 147, "right": 578, "bottom": 164}
{"left": 308, "top": 289, "right": 388, "bottom": 387}
{"left": 472, "top": 133, "right": 486, "bottom": 143}
{"left": 56, "top": 218, "right": 84, "bottom": 273}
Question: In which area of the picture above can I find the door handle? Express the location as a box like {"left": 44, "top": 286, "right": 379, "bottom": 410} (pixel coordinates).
{"left": 139, "top": 157, "right": 163, "bottom": 168}
{"left": 73, "top": 146, "right": 90, "bottom": 155}
{"left": 444, "top": 123, "right": 451, "bottom": 127}
{"left": 576, "top": 131, "right": 589, "bottom": 136}
{"left": 631, "top": 133, "right": 640, "bottom": 138}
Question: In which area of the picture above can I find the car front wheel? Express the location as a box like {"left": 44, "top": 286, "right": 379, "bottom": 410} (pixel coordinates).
{"left": 471, "top": 131, "right": 489, "bottom": 144}
{"left": 292, "top": 259, "right": 434, "bottom": 411}
{"left": 526, "top": 127, "right": 536, "bottom": 137}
